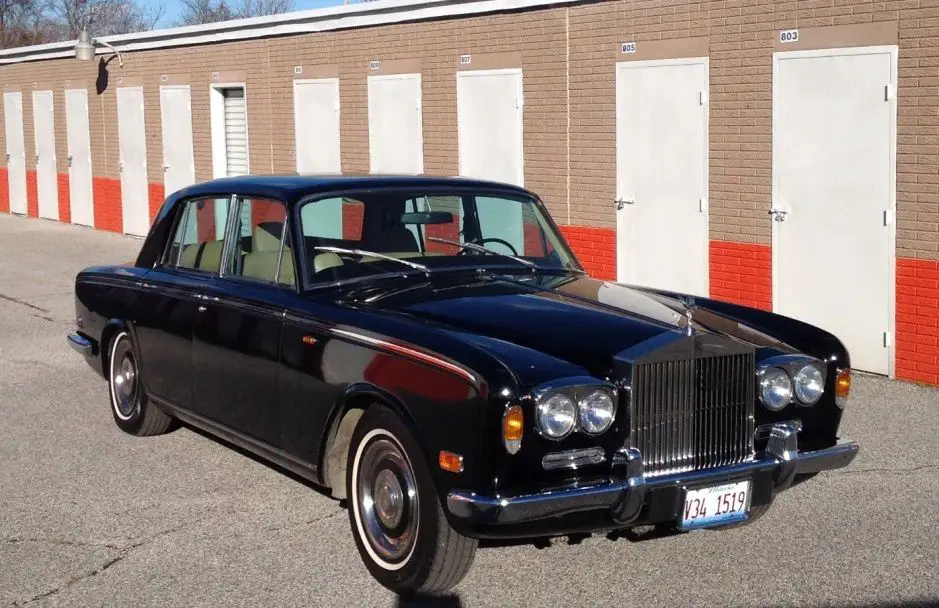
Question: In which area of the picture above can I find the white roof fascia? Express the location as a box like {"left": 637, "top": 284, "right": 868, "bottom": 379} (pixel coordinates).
{"left": 0, "top": 0, "right": 585, "bottom": 65}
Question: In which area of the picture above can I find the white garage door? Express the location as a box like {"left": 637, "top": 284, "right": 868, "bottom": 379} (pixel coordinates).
{"left": 773, "top": 46, "right": 897, "bottom": 376}
{"left": 32, "top": 90, "right": 58, "bottom": 221}
{"left": 614, "top": 57, "right": 709, "bottom": 297}
{"left": 65, "top": 88, "right": 94, "bottom": 228}
{"left": 293, "top": 78, "right": 341, "bottom": 174}
{"left": 3, "top": 92, "right": 27, "bottom": 216}
{"left": 222, "top": 88, "right": 249, "bottom": 176}
{"left": 159, "top": 85, "right": 195, "bottom": 198}
{"left": 456, "top": 68, "right": 524, "bottom": 186}
{"left": 367, "top": 73, "right": 423, "bottom": 174}
{"left": 117, "top": 86, "right": 150, "bottom": 237}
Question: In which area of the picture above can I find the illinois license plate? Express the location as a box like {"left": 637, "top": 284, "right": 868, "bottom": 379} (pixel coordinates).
{"left": 680, "top": 480, "right": 751, "bottom": 530}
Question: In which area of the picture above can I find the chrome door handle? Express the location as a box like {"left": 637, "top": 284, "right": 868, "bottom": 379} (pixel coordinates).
{"left": 197, "top": 305, "right": 207, "bottom": 313}
{"left": 615, "top": 197, "right": 635, "bottom": 210}
{"left": 769, "top": 208, "right": 788, "bottom": 222}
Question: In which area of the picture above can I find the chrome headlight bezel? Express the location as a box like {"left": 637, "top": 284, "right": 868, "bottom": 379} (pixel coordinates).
{"left": 530, "top": 377, "right": 618, "bottom": 440}
{"left": 755, "top": 355, "right": 828, "bottom": 411}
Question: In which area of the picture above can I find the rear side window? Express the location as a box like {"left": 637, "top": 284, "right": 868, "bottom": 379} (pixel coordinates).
{"left": 166, "top": 197, "right": 234, "bottom": 273}
{"left": 227, "top": 197, "right": 295, "bottom": 288}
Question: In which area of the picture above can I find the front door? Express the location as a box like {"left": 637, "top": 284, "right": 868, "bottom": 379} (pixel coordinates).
{"left": 456, "top": 68, "right": 524, "bottom": 186}
{"left": 32, "top": 90, "right": 58, "bottom": 221}
{"left": 773, "top": 46, "right": 896, "bottom": 376}
{"left": 159, "top": 85, "right": 195, "bottom": 197}
{"left": 4, "top": 92, "right": 27, "bottom": 216}
{"left": 367, "top": 73, "right": 424, "bottom": 174}
{"left": 191, "top": 196, "right": 290, "bottom": 446}
{"left": 65, "top": 88, "right": 94, "bottom": 227}
{"left": 614, "top": 57, "right": 709, "bottom": 296}
{"left": 117, "top": 86, "right": 150, "bottom": 237}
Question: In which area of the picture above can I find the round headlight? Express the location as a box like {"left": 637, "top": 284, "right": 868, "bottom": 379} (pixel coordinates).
{"left": 759, "top": 366, "right": 792, "bottom": 411}
{"left": 793, "top": 363, "right": 824, "bottom": 404}
{"left": 536, "top": 393, "right": 576, "bottom": 439}
{"left": 577, "top": 389, "right": 616, "bottom": 435}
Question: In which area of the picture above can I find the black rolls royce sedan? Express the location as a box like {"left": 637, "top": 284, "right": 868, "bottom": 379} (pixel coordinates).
{"left": 68, "top": 174, "right": 859, "bottom": 595}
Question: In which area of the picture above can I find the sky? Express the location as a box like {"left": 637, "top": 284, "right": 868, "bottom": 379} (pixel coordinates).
{"left": 159, "top": 0, "right": 355, "bottom": 27}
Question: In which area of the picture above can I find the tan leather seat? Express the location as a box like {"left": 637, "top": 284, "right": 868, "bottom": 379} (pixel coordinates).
{"left": 178, "top": 240, "right": 224, "bottom": 272}
{"left": 241, "top": 225, "right": 295, "bottom": 286}
{"left": 313, "top": 252, "right": 344, "bottom": 273}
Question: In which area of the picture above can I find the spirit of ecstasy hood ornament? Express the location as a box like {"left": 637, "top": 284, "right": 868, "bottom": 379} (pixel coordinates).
{"left": 677, "top": 295, "right": 697, "bottom": 336}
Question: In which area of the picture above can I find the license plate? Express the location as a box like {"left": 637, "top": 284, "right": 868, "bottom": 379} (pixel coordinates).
{"left": 679, "top": 479, "right": 751, "bottom": 530}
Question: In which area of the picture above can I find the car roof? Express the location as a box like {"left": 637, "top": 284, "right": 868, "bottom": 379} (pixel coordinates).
{"left": 171, "top": 173, "right": 537, "bottom": 205}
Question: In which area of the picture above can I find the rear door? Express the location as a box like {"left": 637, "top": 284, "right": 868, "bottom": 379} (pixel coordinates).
{"left": 191, "top": 195, "right": 292, "bottom": 447}
{"left": 134, "top": 195, "right": 232, "bottom": 410}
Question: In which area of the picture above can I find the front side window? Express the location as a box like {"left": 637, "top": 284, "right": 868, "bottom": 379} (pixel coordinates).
{"left": 297, "top": 190, "right": 580, "bottom": 286}
{"left": 228, "top": 197, "right": 295, "bottom": 288}
{"left": 166, "top": 197, "right": 234, "bottom": 273}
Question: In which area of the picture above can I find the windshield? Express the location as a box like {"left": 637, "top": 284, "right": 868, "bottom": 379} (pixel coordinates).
{"left": 296, "top": 190, "right": 581, "bottom": 286}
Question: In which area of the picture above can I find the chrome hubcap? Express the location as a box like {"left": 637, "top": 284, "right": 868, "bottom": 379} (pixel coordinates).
{"left": 357, "top": 437, "right": 418, "bottom": 563}
{"left": 112, "top": 352, "right": 137, "bottom": 417}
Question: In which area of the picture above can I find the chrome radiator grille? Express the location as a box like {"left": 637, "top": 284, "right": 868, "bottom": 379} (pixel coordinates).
{"left": 630, "top": 352, "right": 755, "bottom": 477}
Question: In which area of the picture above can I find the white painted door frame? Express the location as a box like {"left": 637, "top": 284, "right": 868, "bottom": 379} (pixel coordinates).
{"left": 292, "top": 77, "right": 342, "bottom": 174}
{"left": 456, "top": 67, "right": 525, "bottom": 187}
{"left": 771, "top": 44, "right": 898, "bottom": 377}
{"left": 614, "top": 56, "right": 710, "bottom": 295}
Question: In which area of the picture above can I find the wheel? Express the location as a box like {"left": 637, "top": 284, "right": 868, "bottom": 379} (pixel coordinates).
{"left": 107, "top": 330, "right": 174, "bottom": 436}
{"left": 346, "top": 405, "right": 477, "bottom": 595}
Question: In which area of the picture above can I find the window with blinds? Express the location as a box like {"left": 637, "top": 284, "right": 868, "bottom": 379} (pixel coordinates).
{"left": 222, "top": 88, "right": 248, "bottom": 177}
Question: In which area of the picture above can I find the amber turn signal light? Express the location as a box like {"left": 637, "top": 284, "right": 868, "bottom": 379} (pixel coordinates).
{"left": 438, "top": 450, "right": 464, "bottom": 473}
{"left": 503, "top": 405, "right": 523, "bottom": 455}
{"left": 835, "top": 368, "right": 851, "bottom": 409}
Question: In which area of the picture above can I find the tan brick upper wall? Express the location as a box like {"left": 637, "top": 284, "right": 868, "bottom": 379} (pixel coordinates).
{"left": 0, "top": 0, "right": 937, "bottom": 259}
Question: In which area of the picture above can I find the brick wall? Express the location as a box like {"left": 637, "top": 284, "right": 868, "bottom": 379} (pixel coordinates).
{"left": 0, "top": 0, "right": 937, "bottom": 385}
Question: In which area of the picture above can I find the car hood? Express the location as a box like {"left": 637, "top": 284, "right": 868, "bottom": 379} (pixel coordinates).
{"left": 341, "top": 272, "right": 794, "bottom": 381}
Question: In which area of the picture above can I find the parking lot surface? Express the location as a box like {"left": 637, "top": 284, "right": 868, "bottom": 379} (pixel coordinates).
{"left": 0, "top": 213, "right": 937, "bottom": 608}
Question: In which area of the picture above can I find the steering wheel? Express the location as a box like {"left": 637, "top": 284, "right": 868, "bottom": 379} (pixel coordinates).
{"left": 458, "top": 237, "right": 520, "bottom": 257}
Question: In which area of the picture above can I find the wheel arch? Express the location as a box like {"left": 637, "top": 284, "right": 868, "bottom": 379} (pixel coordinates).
{"left": 99, "top": 319, "right": 133, "bottom": 377}
{"left": 320, "top": 383, "right": 417, "bottom": 500}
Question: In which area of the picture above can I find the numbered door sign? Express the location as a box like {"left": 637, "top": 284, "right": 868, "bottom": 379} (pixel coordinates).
{"left": 779, "top": 29, "right": 799, "bottom": 43}
{"left": 622, "top": 42, "right": 637, "bottom": 54}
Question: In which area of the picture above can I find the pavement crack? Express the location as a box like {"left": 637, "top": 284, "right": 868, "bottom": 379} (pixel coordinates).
{"left": 0, "top": 292, "right": 51, "bottom": 314}
{"left": 836, "top": 463, "right": 937, "bottom": 476}
{"left": 0, "top": 537, "right": 125, "bottom": 551}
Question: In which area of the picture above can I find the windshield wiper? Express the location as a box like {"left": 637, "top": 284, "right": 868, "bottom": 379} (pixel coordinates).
{"left": 426, "top": 237, "right": 537, "bottom": 270}
{"left": 313, "top": 246, "right": 431, "bottom": 277}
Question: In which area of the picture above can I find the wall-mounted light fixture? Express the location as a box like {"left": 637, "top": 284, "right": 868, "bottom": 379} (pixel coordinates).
{"left": 74, "top": 27, "right": 124, "bottom": 68}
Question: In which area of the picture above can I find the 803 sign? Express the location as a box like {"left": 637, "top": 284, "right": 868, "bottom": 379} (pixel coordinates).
{"left": 779, "top": 29, "right": 799, "bottom": 43}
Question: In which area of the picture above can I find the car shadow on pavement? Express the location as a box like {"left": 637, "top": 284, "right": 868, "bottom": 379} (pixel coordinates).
{"left": 395, "top": 594, "right": 462, "bottom": 608}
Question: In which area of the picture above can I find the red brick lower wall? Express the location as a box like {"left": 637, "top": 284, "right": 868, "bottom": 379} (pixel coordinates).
{"left": 0, "top": 168, "right": 8, "bottom": 214}
{"left": 92, "top": 177, "right": 123, "bottom": 233}
{"left": 57, "top": 174, "right": 71, "bottom": 224}
{"left": 148, "top": 183, "right": 165, "bottom": 222}
{"left": 897, "top": 258, "right": 939, "bottom": 385}
{"left": 559, "top": 225, "right": 616, "bottom": 281}
{"left": 709, "top": 241, "right": 772, "bottom": 311}
{"left": 26, "top": 170, "right": 38, "bottom": 217}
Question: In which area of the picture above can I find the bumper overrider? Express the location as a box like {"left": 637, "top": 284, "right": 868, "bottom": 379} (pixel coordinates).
{"left": 447, "top": 421, "right": 859, "bottom": 533}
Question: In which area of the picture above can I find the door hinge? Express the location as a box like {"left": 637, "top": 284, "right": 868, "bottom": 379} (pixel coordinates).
{"left": 699, "top": 197, "right": 708, "bottom": 213}
{"left": 883, "top": 331, "right": 892, "bottom": 347}
{"left": 883, "top": 209, "right": 895, "bottom": 226}
{"left": 516, "top": 94, "right": 524, "bottom": 110}
{"left": 699, "top": 90, "right": 708, "bottom": 105}
{"left": 884, "top": 84, "right": 895, "bottom": 101}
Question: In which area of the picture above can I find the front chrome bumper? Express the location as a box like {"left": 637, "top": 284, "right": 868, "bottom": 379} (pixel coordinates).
{"left": 447, "top": 421, "right": 859, "bottom": 528}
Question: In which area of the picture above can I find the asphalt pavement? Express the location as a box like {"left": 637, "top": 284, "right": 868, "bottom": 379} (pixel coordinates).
{"left": 0, "top": 213, "right": 937, "bottom": 608}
